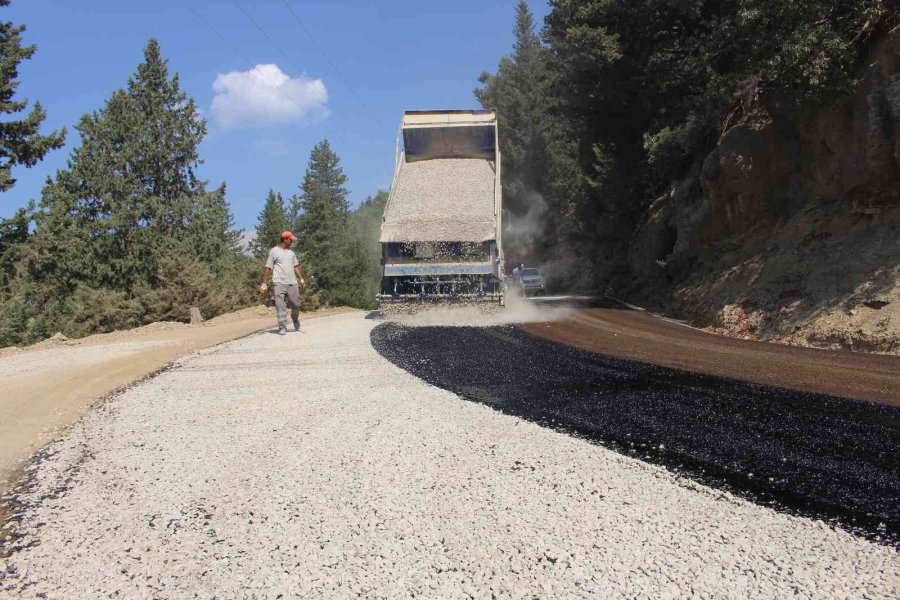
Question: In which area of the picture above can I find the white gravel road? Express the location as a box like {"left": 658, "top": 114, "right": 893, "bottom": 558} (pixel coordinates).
{"left": 1, "top": 312, "right": 897, "bottom": 598}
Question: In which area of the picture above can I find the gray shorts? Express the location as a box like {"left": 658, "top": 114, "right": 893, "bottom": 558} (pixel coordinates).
{"left": 273, "top": 283, "right": 301, "bottom": 325}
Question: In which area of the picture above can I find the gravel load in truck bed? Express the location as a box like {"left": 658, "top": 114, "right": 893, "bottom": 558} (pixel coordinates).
{"left": 1, "top": 313, "right": 897, "bottom": 598}
{"left": 380, "top": 158, "right": 496, "bottom": 243}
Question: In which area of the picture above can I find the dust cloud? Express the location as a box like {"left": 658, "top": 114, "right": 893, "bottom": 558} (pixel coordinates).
{"left": 502, "top": 189, "right": 590, "bottom": 293}
{"left": 503, "top": 189, "right": 547, "bottom": 269}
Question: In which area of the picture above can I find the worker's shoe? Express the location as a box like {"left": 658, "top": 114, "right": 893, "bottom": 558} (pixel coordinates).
{"left": 277, "top": 325, "right": 287, "bottom": 335}
{"left": 293, "top": 319, "right": 302, "bottom": 332}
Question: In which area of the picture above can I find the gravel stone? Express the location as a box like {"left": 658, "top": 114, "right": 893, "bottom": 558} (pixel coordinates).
{"left": 0, "top": 313, "right": 897, "bottom": 598}
{"left": 381, "top": 158, "right": 496, "bottom": 243}
{"left": 371, "top": 322, "right": 900, "bottom": 538}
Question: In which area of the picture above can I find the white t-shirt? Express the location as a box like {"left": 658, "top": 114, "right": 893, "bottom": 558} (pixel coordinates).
{"left": 265, "top": 246, "right": 300, "bottom": 285}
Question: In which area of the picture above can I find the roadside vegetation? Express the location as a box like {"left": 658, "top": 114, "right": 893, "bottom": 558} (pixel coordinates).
{"left": 1, "top": 0, "right": 893, "bottom": 348}
{"left": 477, "top": 0, "right": 891, "bottom": 290}
{"left": 0, "top": 2, "right": 381, "bottom": 347}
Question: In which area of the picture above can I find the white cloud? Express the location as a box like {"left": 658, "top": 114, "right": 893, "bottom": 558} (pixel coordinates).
{"left": 211, "top": 64, "right": 328, "bottom": 130}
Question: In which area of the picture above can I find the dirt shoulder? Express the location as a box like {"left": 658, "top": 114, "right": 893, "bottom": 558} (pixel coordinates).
{"left": 0, "top": 305, "right": 356, "bottom": 494}
{"left": 520, "top": 303, "right": 900, "bottom": 407}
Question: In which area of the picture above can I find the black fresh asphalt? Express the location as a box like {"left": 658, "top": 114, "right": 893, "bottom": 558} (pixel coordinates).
{"left": 370, "top": 322, "right": 900, "bottom": 545}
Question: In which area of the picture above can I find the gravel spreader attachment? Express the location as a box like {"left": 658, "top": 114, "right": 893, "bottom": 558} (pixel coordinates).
{"left": 378, "top": 110, "right": 505, "bottom": 307}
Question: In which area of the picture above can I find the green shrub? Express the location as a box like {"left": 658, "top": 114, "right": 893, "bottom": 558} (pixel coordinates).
{"left": 644, "top": 121, "right": 698, "bottom": 182}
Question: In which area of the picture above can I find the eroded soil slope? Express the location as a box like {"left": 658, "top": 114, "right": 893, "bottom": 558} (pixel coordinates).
{"left": 628, "top": 29, "right": 900, "bottom": 353}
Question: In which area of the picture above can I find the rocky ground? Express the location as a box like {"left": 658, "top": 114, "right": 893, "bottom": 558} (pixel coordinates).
{"left": 671, "top": 204, "right": 900, "bottom": 354}
{"left": 1, "top": 312, "right": 897, "bottom": 598}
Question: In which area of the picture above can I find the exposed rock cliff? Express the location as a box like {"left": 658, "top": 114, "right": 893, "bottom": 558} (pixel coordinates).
{"left": 628, "top": 28, "right": 900, "bottom": 353}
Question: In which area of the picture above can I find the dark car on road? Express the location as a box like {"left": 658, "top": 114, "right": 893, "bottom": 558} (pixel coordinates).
{"left": 519, "top": 267, "right": 546, "bottom": 296}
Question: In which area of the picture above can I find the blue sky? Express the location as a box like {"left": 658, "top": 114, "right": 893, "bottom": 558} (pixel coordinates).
{"left": 2, "top": 0, "right": 550, "bottom": 230}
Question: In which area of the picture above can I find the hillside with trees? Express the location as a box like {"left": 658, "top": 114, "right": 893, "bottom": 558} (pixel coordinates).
{"left": 0, "top": 39, "right": 255, "bottom": 346}
{"left": 479, "top": 0, "right": 900, "bottom": 352}
{"left": 0, "top": 34, "right": 380, "bottom": 348}
{"left": 4, "top": 1, "right": 896, "bottom": 351}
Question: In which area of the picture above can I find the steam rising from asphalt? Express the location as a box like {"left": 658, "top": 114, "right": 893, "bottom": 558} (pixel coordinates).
{"left": 378, "top": 294, "right": 571, "bottom": 327}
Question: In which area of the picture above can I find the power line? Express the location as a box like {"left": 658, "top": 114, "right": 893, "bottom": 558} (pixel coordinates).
{"left": 181, "top": 0, "right": 255, "bottom": 73}
{"left": 180, "top": 0, "right": 353, "bottom": 145}
{"left": 231, "top": 0, "right": 374, "bottom": 134}
{"left": 232, "top": 0, "right": 301, "bottom": 76}
{"left": 279, "top": 0, "right": 381, "bottom": 118}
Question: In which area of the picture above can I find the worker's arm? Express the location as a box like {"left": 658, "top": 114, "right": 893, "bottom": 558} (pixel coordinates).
{"left": 258, "top": 268, "right": 272, "bottom": 295}
{"left": 262, "top": 249, "right": 275, "bottom": 287}
{"left": 294, "top": 265, "right": 305, "bottom": 288}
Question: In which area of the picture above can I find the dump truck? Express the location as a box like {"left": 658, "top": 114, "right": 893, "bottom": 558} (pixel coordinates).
{"left": 377, "top": 109, "right": 505, "bottom": 305}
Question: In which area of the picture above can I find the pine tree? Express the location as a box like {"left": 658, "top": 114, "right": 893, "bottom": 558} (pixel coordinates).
{"left": 295, "top": 139, "right": 349, "bottom": 276}
{"left": 184, "top": 183, "right": 242, "bottom": 269}
{"left": 474, "top": 1, "right": 580, "bottom": 268}
{"left": 475, "top": 1, "right": 550, "bottom": 208}
{"left": 35, "top": 38, "right": 213, "bottom": 291}
{"left": 0, "top": 0, "right": 65, "bottom": 193}
{"left": 126, "top": 39, "right": 207, "bottom": 234}
{"left": 251, "top": 189, "right": 289, "bottom": 257}
{"left": 294, "top": 139, "right": 368, "bottom": 306}
{"left": 2, "top": 38, "right": 250, "bottom": 343}
{"left": 286, "top": 192, "right": 302, "bottom": 237}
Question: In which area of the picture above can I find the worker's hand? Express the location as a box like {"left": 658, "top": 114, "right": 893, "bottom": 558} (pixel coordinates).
{"left": 258, "top": 283, "right": 268, "bottom": 296}
{"left": 300, "top": 278, "right": 306, "bottom": 289}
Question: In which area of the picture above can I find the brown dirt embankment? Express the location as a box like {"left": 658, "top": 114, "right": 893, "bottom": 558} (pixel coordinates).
{"left": 625, "top": 28, "right": 900, "bottom": 353}
{"left": 0, "top": 305, "right": 356, "bottom": 495}
{"left": 520, "top": 303, "right": 900, "bottom": 407}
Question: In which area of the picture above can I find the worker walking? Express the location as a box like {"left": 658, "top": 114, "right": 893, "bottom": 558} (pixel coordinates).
{"left": 259, "top": 231, "right": 306, "bottom": 335}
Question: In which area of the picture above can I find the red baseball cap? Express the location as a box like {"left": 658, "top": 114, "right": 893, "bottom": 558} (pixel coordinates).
{"left": 281, "top": 231, "right": 297, "bottom": 241}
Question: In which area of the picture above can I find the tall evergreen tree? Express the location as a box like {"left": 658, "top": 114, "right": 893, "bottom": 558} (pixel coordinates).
{"left": 0, "top": 38, "right": 249, "bottom": 344}
{"left": 251, "top": 189, "right": 289, "bottom": 257}
{"left": 295, "top": 139, "right": 349, "bottom": 275}
{"left": 0, "top": 0, "right": 65, "bottom": 193}
{"left": 475, "top": 1, "right": 549, "bottom": 215}
{"left": 294, "top": 140, "right": 368, "bottom": 306}
{"left": 475, "top": 1, "right": 583, "bottom": 276}
{"left": 35, "top": 38, "right": 217, "bottom": 291}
